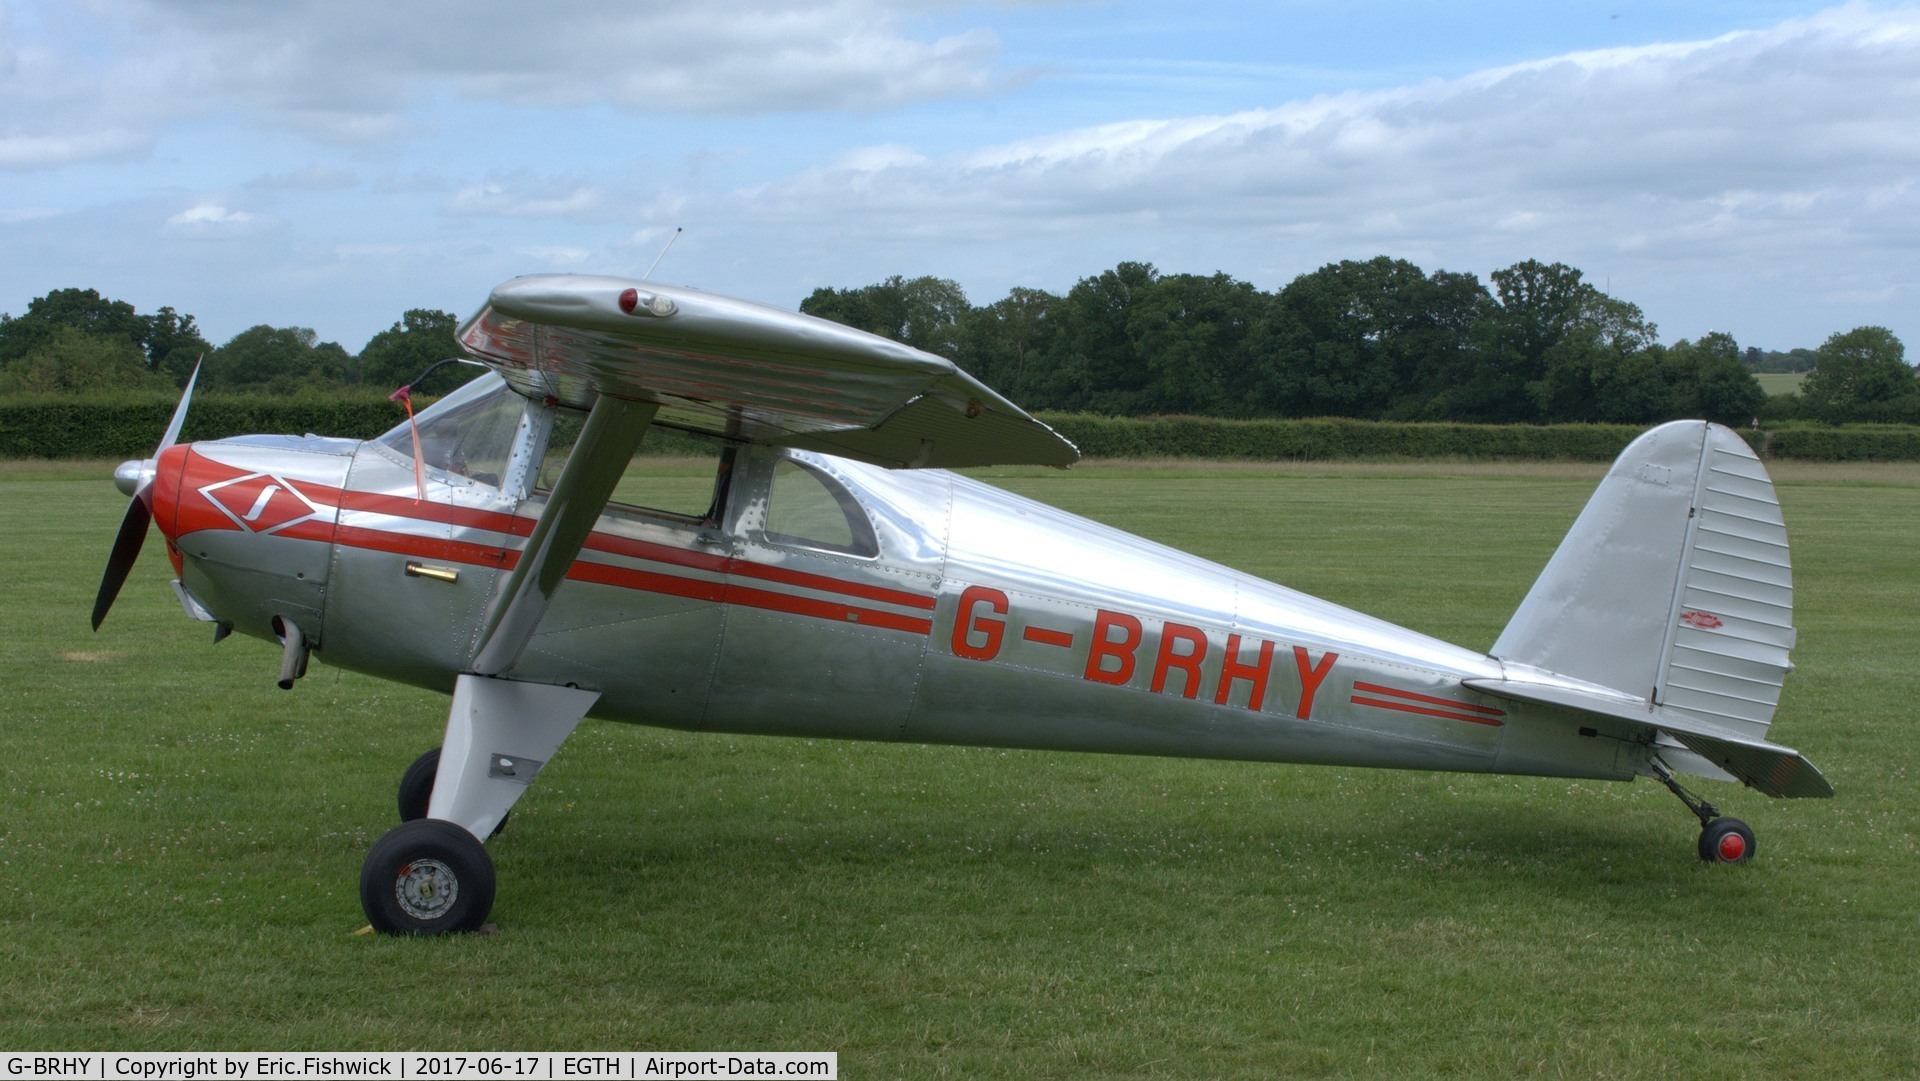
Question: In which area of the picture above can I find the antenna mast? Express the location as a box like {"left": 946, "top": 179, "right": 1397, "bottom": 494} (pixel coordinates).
{"left": 643, "top": 227, "right": 684, "bottom": 280}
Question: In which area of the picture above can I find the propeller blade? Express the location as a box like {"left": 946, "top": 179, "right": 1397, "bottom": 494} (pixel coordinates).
{"left": 157, "top": 359, "right": 200, "bottom": 451}
{"left": 92, "top": 496, "right": 153, "bottom": 631}
{"left": 91, "top": 359, "right": 200, "bottom": 630}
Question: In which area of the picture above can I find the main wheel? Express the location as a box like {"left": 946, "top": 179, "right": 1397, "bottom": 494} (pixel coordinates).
{"left": 360, "top": 818, "right": 496, "bottom": 935}
{"left": 398, "top": 747, "right": 506, "bottom": 837}
{"left": 397, "top": 747, "right": 441, "bottom": 822}
{"left": 1698, "top": 817, "right": 1756, "bottom": 864}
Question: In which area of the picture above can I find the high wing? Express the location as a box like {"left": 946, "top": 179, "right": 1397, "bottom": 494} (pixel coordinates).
{"left": 455, "top": 273, "right": 1075, "bottom": 679}
{"left": 457, "top": 274, "right": 1079, "bottom": 470}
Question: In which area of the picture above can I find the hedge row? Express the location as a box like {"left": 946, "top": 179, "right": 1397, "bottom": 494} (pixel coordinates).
{"left": 1758, "top": 425, "right": 1920, "bottom": 461}
{"left": 1039, "top": 413, "right": 1669, "bottom": 461}
{"left": 7, "top": 395, "right": 1920, "bottom": 462}
{"left": 0, "top": 394, "right": 413, "bottom": 459}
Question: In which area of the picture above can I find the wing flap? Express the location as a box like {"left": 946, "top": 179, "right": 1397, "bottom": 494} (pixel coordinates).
{"left": 458, "top": 275, "right": 1078, "bottom": 470}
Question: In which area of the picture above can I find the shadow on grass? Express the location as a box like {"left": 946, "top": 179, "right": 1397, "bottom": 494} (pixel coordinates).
{"left": 494, "top": 784, "right": 1764, "bottom": 942}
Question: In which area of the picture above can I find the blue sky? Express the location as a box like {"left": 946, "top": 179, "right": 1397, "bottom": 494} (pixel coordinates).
{"left": 4, "top": 1, "right": 1917, "bottom": 358}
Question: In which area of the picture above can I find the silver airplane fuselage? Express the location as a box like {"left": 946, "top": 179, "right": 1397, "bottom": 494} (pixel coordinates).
{"left": 146, "top": 376, "right": 1623, "bottom": 788}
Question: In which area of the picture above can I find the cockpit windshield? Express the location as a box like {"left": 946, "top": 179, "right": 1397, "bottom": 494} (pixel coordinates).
{"left": 377, "top": 373, "right": 523, "bottom": 487}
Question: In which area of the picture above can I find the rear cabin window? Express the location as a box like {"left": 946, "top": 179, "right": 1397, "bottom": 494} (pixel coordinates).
{"left": 764, "top": 459, "right": 878, "bottom": 558}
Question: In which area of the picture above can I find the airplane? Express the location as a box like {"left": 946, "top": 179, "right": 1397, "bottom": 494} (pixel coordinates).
{"left": 93, "top": 273, "right": 1832, "bottom": 935}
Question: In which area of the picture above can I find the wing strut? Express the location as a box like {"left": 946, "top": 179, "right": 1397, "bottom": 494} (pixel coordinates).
{"left": 469, "top": 394, "right": 658, "bottom": 676}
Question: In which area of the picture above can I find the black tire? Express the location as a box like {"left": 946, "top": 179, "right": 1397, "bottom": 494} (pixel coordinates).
{"left": 398, "top": 746, "right": 506, "bottom": 837}
{"left": 398, "top": 747, "right": 440, "bottom": 822}
{"left": 360, "top": 819, "right": 496, "bottom": 935}
{"left": 1698, "top": 817, "right": 1756, "bottom": 864}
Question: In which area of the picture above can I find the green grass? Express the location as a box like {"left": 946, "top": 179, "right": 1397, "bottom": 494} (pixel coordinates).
{"left": 3, "top": 457, "right": 1916, "bottom": 1077}
{"left": 1757, "top": 371, "right": 1808, "bottom": 395}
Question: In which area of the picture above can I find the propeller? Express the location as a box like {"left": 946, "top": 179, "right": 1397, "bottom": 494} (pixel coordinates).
{"left": 92, "top": 361, "right": 200, "bottom": 630}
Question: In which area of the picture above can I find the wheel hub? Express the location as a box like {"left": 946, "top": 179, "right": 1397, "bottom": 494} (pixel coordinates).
{"left": 394, "top": 858, "right": 459, "bottom": 920}
{"left": 1716, "top": 831, "right": 1747, "bottom": 861}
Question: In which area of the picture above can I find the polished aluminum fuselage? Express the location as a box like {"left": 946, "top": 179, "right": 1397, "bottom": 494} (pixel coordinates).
{"left": 154, "top": 391, "right": 1631, "bottom": 787}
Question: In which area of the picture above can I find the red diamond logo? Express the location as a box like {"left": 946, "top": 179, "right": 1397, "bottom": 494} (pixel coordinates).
{"left": 1679, "top": 609, "right": 1724, "bottom": 630}
{"left": 199, "top": 473, "right": 323, "bottom": 534}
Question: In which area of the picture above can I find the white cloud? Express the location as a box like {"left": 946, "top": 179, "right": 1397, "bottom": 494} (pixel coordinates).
{"left": 0, "top": 129, "right": 149, "bottom": 169}
{"left": 6, "top": 2, "right": 1919, "bottom": 354}
{"left": 0, "top": 205, "right": 63, "bottom": 223}
{"left": 516, "top": 245, "right": 595, "bottom": 267}
{"left": 165, "top": 203, "right": 266, "bottom": 234}
{"left": 0, "top": 0, "right": 1021, "bottom": 164}
{"left": 446, "top": 175, "right": 605, "bottom": 219}
{"left": 718, "top": 6, "right": 1920, "bottom": 263}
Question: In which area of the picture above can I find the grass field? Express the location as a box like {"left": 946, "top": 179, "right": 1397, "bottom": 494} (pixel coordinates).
{"left": 1756, "top": 371, "right": 1808, "bottom": 396}
{"left": 3, "top": 455, "right": 1916, "bottom": 1077}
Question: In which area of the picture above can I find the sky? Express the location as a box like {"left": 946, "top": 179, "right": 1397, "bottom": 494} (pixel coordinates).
{"left": 4, "top": 0, "right": 1919, "bottom": 356}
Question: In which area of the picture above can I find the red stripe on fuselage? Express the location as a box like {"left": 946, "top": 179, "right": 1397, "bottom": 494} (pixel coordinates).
{"left": 169, "top": 453, "right": 935, "bottom": 635}
{"left": 1349, "top": 682, "right": 1506, "bottom": 727}
{"left": 1352, "top": 681, "right": 1506, "bottom": 717}
{"left": 332, "top": 524, "right": 516, "bottom": 568}
{"left": 330, "top": 517, "right": 932, "bottom": 636}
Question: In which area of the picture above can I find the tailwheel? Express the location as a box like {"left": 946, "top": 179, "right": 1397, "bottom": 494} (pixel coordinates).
{"left": 1698, "top": 817, "right": 1756, "bottom": 865}
{"left": 1650, "top": 756, "right": 1759, "bottom": 866}
{"left": 360, "top": 818, "right": 496, "bottom": 935}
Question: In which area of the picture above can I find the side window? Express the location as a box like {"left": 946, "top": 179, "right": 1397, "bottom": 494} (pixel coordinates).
{"left": 764, "top": 459, "right": 878, "bottom": 557}
{"left": 538, "top": 418, "right": 736, "bottom": 525}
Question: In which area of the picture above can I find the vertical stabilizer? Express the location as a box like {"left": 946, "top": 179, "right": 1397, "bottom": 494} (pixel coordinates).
{"left": 1491, "top": 421, "right": 1793, "bottom": 744}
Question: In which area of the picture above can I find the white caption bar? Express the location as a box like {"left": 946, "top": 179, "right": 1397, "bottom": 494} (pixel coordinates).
{"left": 0, "top": 1054, "right": 836, "bottom": 1081}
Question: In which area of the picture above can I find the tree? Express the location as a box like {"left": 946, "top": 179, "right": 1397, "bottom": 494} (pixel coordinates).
{"left": 204, "top": 325, "right": 352, "bottom": 393}
{"left": 1050, "top": 262, "right": 1162, "bottom": 414}
{"left": 0, "top": 288, "right": 210, "bottom": 381}
{"left": 0, "top": 325, "right": 170, "bottom": 394}
{"left": 958, "top": 286, "right": 1061, "bottom": 405}
{"left": 146, "top": 307, "right": 214, "bottom": 387}
{"left": 1666, "top": 333, "right": 1766, "bottom": 426}
{"left": 1254, "top": 257, "right": 1489, "bottom": 419}
{"left": 800, "top": 276, "right": 971, "bottom": 359}
{"left": 1255, "top": 263, "right": 1395, "bottom": 417}
{"left": 1381, "top": 269, "right": 1496, "bottom": 419}
{"left": 1798, "top": 326, "right": 1915, "bottom": 422}
{"left": 1130, "top": 272, "right": 1261, "bottom": 415}
{"left": 1537, "top": 292, "right": 1662, "bottom": 423}
{"left": 0, "top": 288, "right": 146, "bottom": 365}
{"left": 1460, "top": 261, "right": 1659, "bottom": 423}
{"left": 358, "top": 309, "right": 468, "bottom": 392}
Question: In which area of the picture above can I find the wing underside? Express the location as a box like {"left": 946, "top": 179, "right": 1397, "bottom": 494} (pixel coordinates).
{"left": 457, "top": 274, "right": 1078, "bottom": 470}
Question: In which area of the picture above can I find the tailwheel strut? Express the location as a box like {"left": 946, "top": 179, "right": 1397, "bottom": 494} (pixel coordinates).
{"left": 1649, "top": 757, "right": 1755, "bottom": 864}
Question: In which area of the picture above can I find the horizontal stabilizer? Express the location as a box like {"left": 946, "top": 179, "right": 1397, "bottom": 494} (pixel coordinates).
{"left": 1465, "top": 673, "right": 1832, "bottom": 799}
{"left": 1662, "top": 729, "right": 1832, "bottom": 800}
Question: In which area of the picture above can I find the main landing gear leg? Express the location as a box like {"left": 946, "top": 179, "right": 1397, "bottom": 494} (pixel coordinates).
{"left": 1649, "top": 757, "right": 1755, "bottom": 865}
{"left": 360, "top": 674, "right": 600, "bottom": 934}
